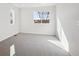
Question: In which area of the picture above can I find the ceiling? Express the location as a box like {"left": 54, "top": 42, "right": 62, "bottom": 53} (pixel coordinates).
{"left": 13, "top": 3, "right": 56, "bottom": 8}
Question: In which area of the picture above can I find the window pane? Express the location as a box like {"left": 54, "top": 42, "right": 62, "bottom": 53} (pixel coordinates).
{"left": 33, "top": 11, "right": 49, "bottom": 19}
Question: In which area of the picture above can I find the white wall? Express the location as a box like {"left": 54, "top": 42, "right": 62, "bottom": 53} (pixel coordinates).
{"left": 0, "top": 4, "right": 20, "bottom": 41}
{"left": 57, "top": 3, "right": 79, "bottom": 55}
{"left": 20, "top": 5, "right": 56, "bottom": 35}
{"left": 57, "top": 18, "right": 69, "bottom": 52}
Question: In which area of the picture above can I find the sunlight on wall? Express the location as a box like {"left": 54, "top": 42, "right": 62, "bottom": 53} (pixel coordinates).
{"left": 57, "top": 18, "right": 69, "bottom": 52}
{"left": 48, "top": 18, "right": 69, "bottom": 52}
{"left": 61, "top": 27, "right": 69, "bottom": 52}
{"left": 10, "top": 44, "right": 15, "bottom": 56}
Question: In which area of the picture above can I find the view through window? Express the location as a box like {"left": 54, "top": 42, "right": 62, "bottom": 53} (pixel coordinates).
{"left": 33, "top": 11, "right": 49, "bottom": 23}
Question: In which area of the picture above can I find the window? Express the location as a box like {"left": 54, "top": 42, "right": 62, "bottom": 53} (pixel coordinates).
{"left": 33, "top": 11, "right": 49, "bottom": 19}
{"left": 33, "top": 11, "right": 49, "bottom": 23}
